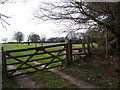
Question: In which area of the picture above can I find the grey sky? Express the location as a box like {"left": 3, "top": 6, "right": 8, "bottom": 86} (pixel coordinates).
{"left": 0, "top": 0, "right": 67, "bottom": 42}
{"left": 0, "top": 0, "right": 119, "bottom": 42}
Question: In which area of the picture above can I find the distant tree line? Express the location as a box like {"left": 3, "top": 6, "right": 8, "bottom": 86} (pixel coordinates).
{"left": 3, "top": 31, "right": 96, "bottom": 44}
{"left": 47, "top": 37, "right": 65, "bottom": 43}
{"left": 4, "top": 30, "right": 102, "bottom": 44}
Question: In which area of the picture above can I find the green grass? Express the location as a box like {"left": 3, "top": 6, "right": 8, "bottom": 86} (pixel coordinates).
{"left": 72, "top": 43, "right": 97, "bottom": 49}
{"left": 2, "top": 42, "right": 119, "bottom": 88}
{"left": 61, "top": 63, "right": 119, "bottom": 88}
{"left": 2, "top": 43, "right": 63, "bottom": 51}
{"left": 2, "top": 42, "right": 103, "bottom": 88}
{"left": 2, "top": 75, "right": 19, "bottom": 88}
{"left": 2, "top": 43, "right": 97, "bottom": 51}
{"left": 31, "top": 70, "right": 75, "bottom": 88}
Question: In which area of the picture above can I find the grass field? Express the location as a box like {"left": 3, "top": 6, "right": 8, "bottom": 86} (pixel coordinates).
{"left": 2, "top": 42, "right": 97, "bottom": 73}
{"left": 2, "top": 42, "right": 97, "bottom": 51}
{"left": 61, "top": 63, "right": 119, "bottom": 88}
{"left": 2, "top": 43, "right": 63, "bottom": 51}
{"left": 31, "top": 70, "right": 76, "bottom": 88}
{"left": 3, "top": 42, "right": 111, "bottom": 88}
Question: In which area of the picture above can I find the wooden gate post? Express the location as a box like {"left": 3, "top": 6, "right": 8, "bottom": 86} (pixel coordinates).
{"left": 87, "top": 38, "right": 91, "bottom": 55}
{"left": 1, "top": 47, "right": 7, "bottom": 76}
{"left": 82, "top": 41, "right": 87, "bottom": 55}
{"left": 35, "top": 43, "right": 37, "bottom": 47}
{"left": 65, "top": 39, "right": 72, "bottom": 66}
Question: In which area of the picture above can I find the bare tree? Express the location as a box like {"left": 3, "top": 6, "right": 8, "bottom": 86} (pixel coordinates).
{"left": 0, "top": 13, "right": 11, "bottom": 30}
{"left": 34, "top": 1, "right": 95, "bottom": 32}
{"left": 13, "top": 31, "right": 24, "bottom": 43}
{"left": 28, "top": 32, "right": 40, "bottom": 47}
{"left": 0, "top": 0, "right": 28, "bottom": 30}
{"left": 28, "top": 33, "right": 40, "bottom": 42}
{"left": 34, "top": 1, "right": 120, "bottom": 50}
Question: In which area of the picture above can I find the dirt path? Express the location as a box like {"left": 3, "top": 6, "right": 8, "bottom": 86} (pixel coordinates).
{"left": 7, "top": 62, "right": 98, "bottom": 88}
{"left": 33, "top": 61, "right": 98, "bottom": 88}
{"left": 7, "top": 65, "right": 42, "bottom": 88}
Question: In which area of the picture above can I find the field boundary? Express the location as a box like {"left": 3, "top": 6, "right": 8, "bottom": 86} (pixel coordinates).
{"left": 2, "top": 40, "right": 93, "bottom": 77}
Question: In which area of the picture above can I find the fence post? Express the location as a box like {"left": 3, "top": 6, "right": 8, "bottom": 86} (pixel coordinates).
{"left": 65, "top": 39, "right": 72, "bottom": 66}
{"left": 1, "top": 47, "right": 7, "bottom": 76}
{"left": 35, "top": 43, "right": 37, "bottom": 47}
{"left": 89, "top": 37, "right": 94, "bottom": 48}
{"left": 87, "top": 38, "right": 91, "bottom": 55}
{"left": 82, "top": 41, "right": 87, "bottom": 55}
{"left": 90, "top": 41, "right": 94, "bottom": 48}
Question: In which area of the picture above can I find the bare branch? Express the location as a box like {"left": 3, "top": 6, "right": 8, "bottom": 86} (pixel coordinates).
{"left": 0, "top": 13, "right": 11, "bottom": 30}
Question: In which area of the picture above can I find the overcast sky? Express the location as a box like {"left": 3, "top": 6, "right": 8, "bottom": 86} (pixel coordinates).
{"left": 0, "top": 0, "right": 67, "bottom": 42}
{"left": 0, "top": 0, "right": 119, "bottom": 43}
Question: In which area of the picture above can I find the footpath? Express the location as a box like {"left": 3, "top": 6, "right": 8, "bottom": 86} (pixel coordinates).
{"left": 7, "top": 61, "right": 98, "bottom": 88}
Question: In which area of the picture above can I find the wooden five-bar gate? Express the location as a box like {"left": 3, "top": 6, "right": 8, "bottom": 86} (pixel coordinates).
{"left": 2, "top": 40, "right": 93, "bottom": 77}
